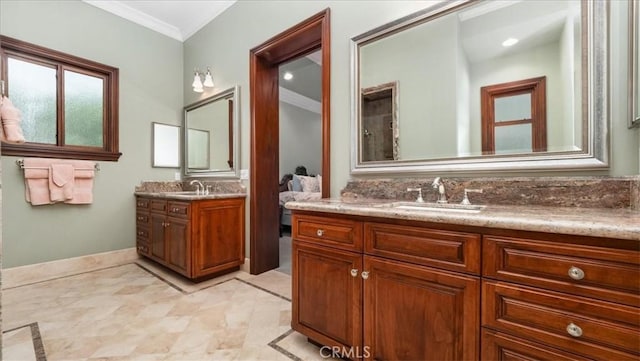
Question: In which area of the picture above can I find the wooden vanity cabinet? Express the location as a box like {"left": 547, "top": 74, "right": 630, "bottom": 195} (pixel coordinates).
{"left": 136, "top": 196, "right": 244, "bottom": 279}
{"left": 292, "top": 210, "right": 640, "bottom": 361}
{"left": 291, "top": 213, "right": 481, "bottom": 360}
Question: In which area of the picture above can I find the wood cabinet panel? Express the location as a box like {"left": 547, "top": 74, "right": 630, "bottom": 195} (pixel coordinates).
{"left": 364, "top": 256, "right": 479, "bottom": 361}
{"left": 364, "top": 222, "right": 481, "bottom": 275}
{"left": 292, "top": 241, "right": 362, "bottom": 350}
{"left": 192, "top": 198, "right": 245, "bottom": 278}
{"left": 150, "top": 213, "right": 166, "bottom": 262}
{"left": 483, "top": 280, "right": 640, "bottom": 360}
{"left": 483, "top": 236, "right": 640, "bottom": 307}
{"left": 165, "top": 217, "right": 190, "bottom": 275}
{"left": 293, "top": 214, "right": 363, "bottom": 252}
{"left": 136, "top": 196, "right": 244, "bottom": 280}
{"left": 482, "top": 329, "right": 592, "bottom": 361}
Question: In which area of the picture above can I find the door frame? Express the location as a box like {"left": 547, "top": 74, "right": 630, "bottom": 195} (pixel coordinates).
{"left": 249, "top": 9, "right": 331, "bottom": 274}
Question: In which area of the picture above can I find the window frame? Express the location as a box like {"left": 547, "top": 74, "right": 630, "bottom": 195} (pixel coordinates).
{"left": 0, "top": 35, "right": 121, "bottom": 161}
{"left": 480, "top": 76, "right": 547, "bottom": 155}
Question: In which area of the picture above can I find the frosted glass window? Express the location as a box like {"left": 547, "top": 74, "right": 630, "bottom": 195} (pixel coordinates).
{"left": 495, "top": 94, "right": 531, "bottom": 122}
{"left": 495, "top": 123, "right": 532, "bottom": 154}
{"left": 64, "top": 70, "right": 104, "bottom": 147}
{"left": 7, "top": 57, "right": 57, "bottom": 144}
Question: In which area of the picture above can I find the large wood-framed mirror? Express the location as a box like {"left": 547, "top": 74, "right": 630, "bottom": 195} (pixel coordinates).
{"left": 351, "top": 0, "right": 609, "bottom": 174}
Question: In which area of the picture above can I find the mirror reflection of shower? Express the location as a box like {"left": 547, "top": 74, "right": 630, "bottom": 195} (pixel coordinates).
{"left": 361, "top": 81, "right": 398, "bottom": 162}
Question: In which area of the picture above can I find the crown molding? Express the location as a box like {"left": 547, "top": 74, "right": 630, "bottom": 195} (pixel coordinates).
{"left": 83, "top": 0, "right": 184, "bottom": 41}
{"left": 279, "top": 87, "right": 321, "bottom": 114}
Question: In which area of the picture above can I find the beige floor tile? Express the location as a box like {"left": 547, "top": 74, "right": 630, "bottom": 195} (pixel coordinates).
{"left": 3, "top": 262, "right": 326, "bottom": 361}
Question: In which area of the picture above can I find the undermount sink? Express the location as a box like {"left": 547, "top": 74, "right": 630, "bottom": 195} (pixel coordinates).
{"left": 161, "top": 191, "right": 199, "bottom": 195}
{"left": 375, "top": 201, "right": 486, "bottom": 213}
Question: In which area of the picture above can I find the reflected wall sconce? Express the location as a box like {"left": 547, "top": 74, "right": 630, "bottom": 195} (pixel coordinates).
{"left": 192, "top": 67, "right": 214, "bottom": 93}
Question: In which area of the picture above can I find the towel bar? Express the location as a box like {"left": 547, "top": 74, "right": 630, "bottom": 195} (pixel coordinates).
{"left": 16, "top": 159, "right": 100, "bottom": 171}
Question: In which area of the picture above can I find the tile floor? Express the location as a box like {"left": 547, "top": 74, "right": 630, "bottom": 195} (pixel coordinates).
{"left": 2, "top": 260, "right": 336, "bottom": 361}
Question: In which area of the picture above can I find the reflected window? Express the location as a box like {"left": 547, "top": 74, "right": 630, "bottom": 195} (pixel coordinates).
{"left": 481, "top": 76, "right": 546, "bottom": 154}
{"left": 0, "top": 35, "right": 120, "bottom": 161}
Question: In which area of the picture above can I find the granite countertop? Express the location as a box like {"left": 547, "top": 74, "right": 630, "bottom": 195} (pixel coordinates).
{"left": 135, "top": 191, "right": 246, "bottom": 201}
{"left": 285, "top": 198, "right": 640, "bottom": 241}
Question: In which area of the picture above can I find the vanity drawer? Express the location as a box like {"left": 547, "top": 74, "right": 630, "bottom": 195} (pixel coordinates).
{"left": 168, "top": 201, "right": 190, "bottom": 218}
{"left": 136, "top": 197, "right": 150, "bottom": 210}
{"left": 136, "top": 226, "right": 149, "bottom": 240}
{"left": 483, "top": 236, "right": 640, "bottom": 306}
{"left": 482, "top": 329, "right": 593, "bottom": 361}
{"left": 292, "top": 214, "right": 363, "bottom": 252}
{"left": 136, "top": 212, "right": 150, "bottom": 224}
{"left": 150, "top": 200, "right": 167, "bottom": 213}
{"left": 136, "top": 240, "right": 149, "bottom": 255}
{"left": 483, "top": 281, "right": 640, "bottom": 360}
{"left": 364, "top": 222, "right": 481, "bottom": 274}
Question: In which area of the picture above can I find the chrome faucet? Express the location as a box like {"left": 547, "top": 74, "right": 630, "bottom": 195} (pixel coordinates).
{"left": 406, "top": 187, "right": 424, "bottom": 203}
{"left": 432, "top": 177, "right": 448, "bottom": 204}
{"left": 189, "top": 180, "right": 204, "bottom": 195}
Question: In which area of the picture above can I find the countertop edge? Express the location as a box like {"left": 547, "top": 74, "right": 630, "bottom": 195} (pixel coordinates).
{"left": 285, "top": 201, "right": 640, "bottom": 242}
{"left": 135, "top": 192, "right": 247, "bottom": 200}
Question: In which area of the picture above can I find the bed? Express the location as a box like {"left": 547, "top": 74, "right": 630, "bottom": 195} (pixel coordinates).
{"left": 279, "top": 174, "right": 322, "bottom": 231}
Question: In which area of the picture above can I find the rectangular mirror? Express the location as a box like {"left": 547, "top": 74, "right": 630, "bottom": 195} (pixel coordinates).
{"left": 184, "top": 85, "right": 239, "bottom": 178}
{"left": 351, "top": 0, "right": 609, "bottom": 174}
{"left": 152, "top": 122, "right": 180, "bottom": 168}
{"left": 630, "top": 0, "right": 640, "bottom": 128}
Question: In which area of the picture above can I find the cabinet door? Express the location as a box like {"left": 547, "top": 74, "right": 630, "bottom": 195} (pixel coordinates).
{"left": 150, "top": 213, "right": 166, "bottom": 262}
{"left": 363, "top": 256, "right": 480, "bottom": 361}
{"left": 166, "top": 216, "right": 190, "bottom": 276}
{"left": 192, "top": 198, "right": 244, "bottom": 278}
{"left": 292, "top": 242, "right": 363, "bottom": 351}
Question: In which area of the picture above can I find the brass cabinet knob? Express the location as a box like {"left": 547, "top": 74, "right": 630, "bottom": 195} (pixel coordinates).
{"left": 350, "top": 269, "right": 358, "bottom": 277}
{"left": 361, "top": 271, "right": 369, "bottom": 280}
{"left": 566, "top": 323, "right": 583, "bottom": 337}
{"left": 568, "top": 266, "right": 585, "bottom": 280}
{"left": 316, "top": 229, "right": 325, "bottom": 237}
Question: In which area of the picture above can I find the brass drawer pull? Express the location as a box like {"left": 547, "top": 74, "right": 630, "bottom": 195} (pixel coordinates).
{"left": 137, "top": 202, "right": 144, "bottom": 207}
{"left": 350, "top": 269, "right": 358, "bottom": 277}
{"left": 361, "top": 271, "right": 369, "bottom": 280}
{"left": 137, "top": 231, "right": 144, "bottom": 236}
{"left": 566, "top": 323, "right": 583, "bottom": 337}
{"left": 137, "top": 216, "right": 144, "bottom": 221}
{"left": 316, "top": 229, "right": 325, "bottom": 237}
{"left": 568, "top": 266, "right": 585, "bottom": 280}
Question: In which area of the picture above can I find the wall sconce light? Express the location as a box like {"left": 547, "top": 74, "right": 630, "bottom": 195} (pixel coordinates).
{"left": 192, "top": 67, "right": 214, "bottom": 93}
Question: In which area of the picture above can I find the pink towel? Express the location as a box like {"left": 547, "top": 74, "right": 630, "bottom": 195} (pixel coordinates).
{"left": 22, "top": 158, "right": 96, "bottom": 205}
{"left": 23, "top": 158, "right": 53, "bottom": 205}
{"left": 63, "top": 160, "right": 95, "bottom": 205}
{"left": 49, "top": 164, "right": 75, "bottom": 202}
{"left": 0, "top": 96, "right": 26, "bottom": 143}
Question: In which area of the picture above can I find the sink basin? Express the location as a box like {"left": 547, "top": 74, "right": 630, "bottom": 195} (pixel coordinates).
{"left": 375, "top": 202, "right": 485, "bottom": 213}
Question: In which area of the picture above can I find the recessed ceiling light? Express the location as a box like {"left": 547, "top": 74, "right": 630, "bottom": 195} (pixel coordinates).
{"left": 502, "top": 38, "right": 519, "bottom": 47}
{"left": 283, "top": 72, "right": 293, "bottom": 81}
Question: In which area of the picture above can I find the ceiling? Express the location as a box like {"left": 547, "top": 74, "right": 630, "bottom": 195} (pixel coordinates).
{"left": 82, "top": 0, "right": 236, "bottom": 41}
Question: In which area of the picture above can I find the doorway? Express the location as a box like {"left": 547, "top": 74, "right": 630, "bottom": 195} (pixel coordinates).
{"left": 249, "top": 9, "right": 331, "bottom": 274}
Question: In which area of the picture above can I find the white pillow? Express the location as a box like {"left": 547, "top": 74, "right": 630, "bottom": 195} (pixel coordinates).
{"left": 299, "top": 175, "right": 320, "bottom": 192}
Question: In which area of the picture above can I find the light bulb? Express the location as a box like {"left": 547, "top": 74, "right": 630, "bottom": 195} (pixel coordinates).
{"left": 191, "top": 71, "right": 203, "bottom": 88}
{"left": 203, "top": 68, "right": 214, "bottom": 88}
{"left": 502, "top": 38, "right": 518, "bottom": 47}
{"left": 283, "top": 72, "right": 293, "bottom": 81}
{"left": 193, "top": 84, "right": 204, "bottom": 93}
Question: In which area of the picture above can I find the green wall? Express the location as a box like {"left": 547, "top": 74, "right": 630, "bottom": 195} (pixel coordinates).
{"left": 1, "top": 0, "right": 184, "bottom": 267}
{"left": 1, "top": 0, "right": 638, "bottom": 267}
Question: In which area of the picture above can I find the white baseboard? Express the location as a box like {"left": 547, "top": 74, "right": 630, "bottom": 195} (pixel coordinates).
{"left": 3, "top": 248, "right": 139, "bottom": 289}
{"left": 240, "top": 257, "right": 250, "bottom": 273}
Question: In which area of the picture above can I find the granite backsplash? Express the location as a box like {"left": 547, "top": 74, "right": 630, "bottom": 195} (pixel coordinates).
{"left": 135, "top": 180, "right": 245, "bottom": 194}
{"left": 341, "top": 176, "right": 640, "bottom": 210}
